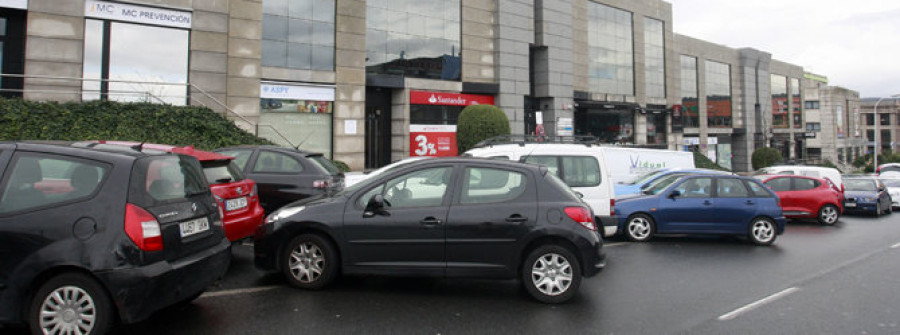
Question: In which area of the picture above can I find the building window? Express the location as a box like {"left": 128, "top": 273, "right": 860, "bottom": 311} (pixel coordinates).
{"left": 805, "top": 100, "right": 820, "bottom": 109}
{"left": 881, "top": 113, "right": 890, "bottom": 126}
{"left": 0, "top": 8, "right": 25, "bottom": 98}
{"left": 866, "top": 113, "right": 875, "bottom": 126}
{"left": 644, "top": 18, "right": 665, "bottom": 98}
{"left": 806, "top": 122, "right": 821, "bottom": 132}
{"left": 791, "top": 78, "right": 801, "bottom": 129}
{"left": 588, "top": 3, "right": 634, "bottom": 95}
{"left": 262, "top": 0, "right": 335, "bottom": 71}
{"left": 771, "top": 74, "right": 788, "bottom": 128}
{"left": 259, "top": 83, "right": 334, "bottom": 157}
{"left": 575, "top": 108, "right": 635, "bottom": 144}
{"left": 365, "top": 0, "right": 461, "bottom": 80}
{"left": 882, "top": 130, "right": 891, "bottom": 150}
{"left": 705, "top": 60, "right": 731, "bottom": 128}
{"left": 646, "top": 111, "right": 666, "bottom": 145}
{"left": 866, "top": 129, "right": 875, "bottom": 142}
{"left": 82, "top": 4, "right": 190, "bottom": 105}
{"left": 680, "top": 55, "right": 699, "bottom": 128}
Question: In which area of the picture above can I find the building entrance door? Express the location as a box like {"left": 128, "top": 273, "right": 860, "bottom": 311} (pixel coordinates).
{"left": 365, "top": 87, "right": 392, "bottom": 169}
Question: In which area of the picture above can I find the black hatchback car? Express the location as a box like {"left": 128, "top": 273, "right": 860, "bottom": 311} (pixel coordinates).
{"left": 214, "top": 146, "right": 344, "bottom": 214}
{"left": 0, "top": 142, "right": 231, "bottom": 334}
{"left": 255, "top": 158, "right": 605, "bottom": 303}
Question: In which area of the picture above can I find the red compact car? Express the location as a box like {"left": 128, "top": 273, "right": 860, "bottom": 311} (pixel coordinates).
{"left": 760, "top": 175, "right": 843, "bottom": 225}
{"left": 101, "top": 141, "right": 265, "bottom": 241}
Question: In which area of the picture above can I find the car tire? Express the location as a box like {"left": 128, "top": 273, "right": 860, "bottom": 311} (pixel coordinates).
{"left": 748, "top": 217, "right": 777, "bottom": 246}
{"left": 29, "top": 273, "right": 115, "bottom": 335}
{"left": 282, "top": 234, "right": 339, "bottom": 290}
{"left": 875, "top": 203, "right": 882, "bottom": 217}
{"left": 624, "top": 214, "right": 655, "bottom": 242}
{"left": 522, "top": 245, "right": 582, "bottom": 304}
{"left": 817, "top": 204, "right": 840, "bottom": 225}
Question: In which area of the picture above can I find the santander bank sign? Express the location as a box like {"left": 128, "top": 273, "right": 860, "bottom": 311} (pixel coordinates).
{"left": 410, "top": 90, "right": 495, "bottom": 106}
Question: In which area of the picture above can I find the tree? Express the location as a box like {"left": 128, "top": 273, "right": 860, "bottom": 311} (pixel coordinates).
{"left": 751, "top": 147, "right": 784, "bottom": 170}
{"left": 456, "top": 104, "right": 510, "bottom": 153}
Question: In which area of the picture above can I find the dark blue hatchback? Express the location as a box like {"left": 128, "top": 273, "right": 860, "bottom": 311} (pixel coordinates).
{"left": 615, "top": 174, "right": 786, "bottom": 245}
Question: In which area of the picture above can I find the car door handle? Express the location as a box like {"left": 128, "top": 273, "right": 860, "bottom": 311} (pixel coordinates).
{"left": 703, "top": 200, "right": 713, "bottom": 206}
{"left": 505, "top": 215, "right": 528, "bottom": 223}
{"left": 420, "top": 217, "right": 442, "bottom": 226}
{"left": 745, "top": 200, "right": 756, "bottom": 205}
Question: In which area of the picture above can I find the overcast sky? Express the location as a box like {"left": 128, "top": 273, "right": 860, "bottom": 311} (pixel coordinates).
{"left": 670, "top": 0, "right": 900, "bottom": 98}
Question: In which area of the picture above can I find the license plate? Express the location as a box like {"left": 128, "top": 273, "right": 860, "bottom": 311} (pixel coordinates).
{"left": 845, "top": 203, "right": 856, "bottom": 208}
{"left": 179, "top": 217, "right": 210, "bottom": 238}
{"left": 225, "top": 197, "right": 248, "bottom": 211}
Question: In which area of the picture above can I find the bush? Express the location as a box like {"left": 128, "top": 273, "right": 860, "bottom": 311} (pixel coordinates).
{"left": 456, "top": 104, "right": 510, "bottom": 153}
{"left": 693, "top": 150, "right": 729, "bottom": 171}
{"left": 0, "top": 98, "right": 271, "bottom": 150}
{"left": 751, "top": 147, "right": 783, "bottom": 170}
{"left": 331, "top": 159, "right": 350, "bottom": 173}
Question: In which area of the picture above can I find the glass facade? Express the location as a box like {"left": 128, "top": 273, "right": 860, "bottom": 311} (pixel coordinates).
{"left": 771, "top": 74, "right": 788, "bottom": 128}
{"left": 262, "top": 0, "right": 336, "bottom": 70}
{"left": 366, "top": 0, "right": 461, "bottom": 80}
{"left": 791, "top": 78, "right": 801, "bottom": 129}
{"left": 680, "top": 55, "right": 699, "bottom": 128}
{"left": 705, "top": 60, "right": 731, "bottom": 128}
{"left": 82, "top": 20, "right": 189, "bottom": 105}
{"left": 588, "top": 3, "right": 634, "bottom": 95}
{"left": 644, "top": 18, "right": 665, "bottom": 98}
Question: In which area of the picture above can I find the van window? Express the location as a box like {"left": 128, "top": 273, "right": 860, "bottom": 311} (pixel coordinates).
{"left": 523, "top": 155, "right": 601, "bottom": 187}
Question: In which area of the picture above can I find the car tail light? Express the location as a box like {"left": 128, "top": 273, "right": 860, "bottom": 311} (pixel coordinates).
{"left": 250, "top": 184, "right": 258, "bottom": 197}
{"left": 610, "top": 198, "right": 616, "bottom": 216}
{"left": 565, "top": 207, "right": 597, "bottom": 231}
{"left": 124, "top": 203, "right": 163, "bottom": 252}
{"left": 216, "top": 204, "right": 225, "bottom": 227}
{"left": 313, "top": 178, "right": 334, "bottom": 189}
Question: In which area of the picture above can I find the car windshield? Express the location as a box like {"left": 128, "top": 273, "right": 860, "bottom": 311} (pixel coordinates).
{"left": 881, "top": 178, "right": 900, "bottom": 187}
{"left": 622, "top": 169, "right": 667, "bottom": 185}
{"left": 643, "top": 174, "right": 684, "bottom": 195}
{"left": 844, "top": 179, "right": 876, "bottom": 191}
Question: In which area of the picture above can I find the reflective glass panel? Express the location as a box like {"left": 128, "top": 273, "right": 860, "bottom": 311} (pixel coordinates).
{"left": 588, "top": 3, "right": 634, "bottom": 95}
{"left": 680, "top": 55, "right": 698, "bottom": 128}
{"left": 771, "top": 74, "right": 788, "bottom": 128}
{"left": 262, "top": 0, "right": 335, "bottom": 70}
{"left": 705, "top": 60, "right": 731, "bottom": 128}
{"left": 644, "top": 18, "right": 665, "bottom": 98}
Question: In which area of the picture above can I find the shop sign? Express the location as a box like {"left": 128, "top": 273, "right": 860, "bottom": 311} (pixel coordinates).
{"left": 410, "top": 124, "right": 457, "bottom": 157}
{"left": 85, "top": 0, "right": 192, "bottom": 29}
{"left": 0, "top": 0, "right": 26, "bottom": 10}
{"left": 804, "top": 132, "right": 816, "bottom": 138}
{"left": 410, "top": 91, "right": 494, "bottom": 106}
{"left": 261, "top": 82, "right": 335, "bottom": 101}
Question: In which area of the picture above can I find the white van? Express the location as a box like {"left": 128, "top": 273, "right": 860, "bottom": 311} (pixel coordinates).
{"left": 601, "top": 147, "right": 695, "bottom": 184}
{"left": 465, "top": 143, "right": 619, "bottom": 237}
{"left": 759, "top": 165, "right": 844, "bottom": 192}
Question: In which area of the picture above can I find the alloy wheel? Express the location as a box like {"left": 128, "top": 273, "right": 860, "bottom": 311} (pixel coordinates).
{"left": 38, "top": 286, "right": 97, "bottom": 335}
{"left": 530, "top": 253, "right": 573, "bottom": 297}
{"left": 288, "top": 242, "right": 325, "bottom": 283}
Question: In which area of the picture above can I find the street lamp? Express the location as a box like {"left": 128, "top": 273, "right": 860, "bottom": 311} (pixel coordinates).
{"left": 873, "top": 93, "right": 900, "bottom": 170}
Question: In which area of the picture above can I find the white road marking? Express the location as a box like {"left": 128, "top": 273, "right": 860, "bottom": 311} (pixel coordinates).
{"left": 718, "top": 287, "right": 800, "bottom": 321}
{"left": 891, "top": 242, "right": 900, "bottom": 249}
{"left": 604, "top": 242, "right": 626, "bottom": 247}
{"left": 199, "top": 285, "right": 280, "bottom": 299}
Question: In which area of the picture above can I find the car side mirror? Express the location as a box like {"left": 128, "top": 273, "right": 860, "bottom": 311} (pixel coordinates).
{"left": 363, "top": 194, "right": 390, "bottom": 218}
{"left": 668, "top": 190, "right": 682, "bottom": 199}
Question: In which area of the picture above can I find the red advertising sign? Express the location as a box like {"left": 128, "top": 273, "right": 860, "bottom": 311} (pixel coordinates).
{"left": 410, "top": 91, "right": 495, "bottom": 106}
{"left": 410, "top": 125, "right": 457, "bottom": 157}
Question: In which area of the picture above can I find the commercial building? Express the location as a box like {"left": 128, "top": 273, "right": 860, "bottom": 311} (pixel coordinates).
{"left": 0, "top": 0, "right": 862, "bottom": 172}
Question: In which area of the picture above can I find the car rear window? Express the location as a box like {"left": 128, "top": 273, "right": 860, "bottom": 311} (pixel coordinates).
{"left": 308, "top": 155, "right": 342, "bottom": 175}
{"left": 201, "top": 160, "right": 245, "bottom": 185}
{"left": 129, "top": 155, "right": 210, "bottom": 205}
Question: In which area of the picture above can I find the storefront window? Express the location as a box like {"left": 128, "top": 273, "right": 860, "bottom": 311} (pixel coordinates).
{"left": 644, "top": 18, "right": 665, "bottom": 98}
{"left": 366, "top": 0, "right": 461, "bottom": 80}
{"left": 680, "top": 55, "right": 699, "bottom": 128}
{"left": 791, "top": 78, "right": 801, "bottom": 129}
{"left": 575, "top": 109, "right": 634, "bottom": 144}
{"left": 259, "top": 83, "right": 334, "bottom": 157}
{"left": 705, "top": 61, "right": 731, "bottom": 128}
{"left": 588, "top": 3, "right": 634, "bottom": 96}
{"left": 646, "top": 112, "right": 666, "bottom": 145}
{"left": 771, "top": 74, "right": 788, "bottom": 128}
{"left": 82, "top": 3, "right": 190, "bottom": 105}
{"left": 262, "top": 0, "right": 335, "bottom": 70}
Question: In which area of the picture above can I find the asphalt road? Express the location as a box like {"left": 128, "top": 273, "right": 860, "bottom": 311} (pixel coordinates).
{"left": 5, "top": 213, "right": 900, "bottom": 334}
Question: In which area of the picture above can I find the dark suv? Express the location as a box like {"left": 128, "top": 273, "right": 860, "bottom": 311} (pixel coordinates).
{"left": 0, "top": 142, "right": 231, "bottom": 334}
{"left": 255, "top": 158, "right": 605, "bottom": 303}
{"left": 214, "top": 146, "right": 344, "bottom": 214}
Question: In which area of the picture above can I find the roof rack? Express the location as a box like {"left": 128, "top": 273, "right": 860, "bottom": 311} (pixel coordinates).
{"left": 473, "top": 135, "right": 601, "bottom": 148}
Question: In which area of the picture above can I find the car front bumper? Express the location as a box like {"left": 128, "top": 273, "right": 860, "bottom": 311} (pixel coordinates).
{"left": 96, "top": 237, "right": 231, "bottom": 324}
{"left": 597, "top": 215, "right": 618, "bottom": 237}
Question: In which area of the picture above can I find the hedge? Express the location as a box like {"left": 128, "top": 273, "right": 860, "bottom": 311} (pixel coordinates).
{"left": 456, "top": 104, "right": 510, "bottom": 153}
{"left": 0, "top": 98, "right": 271, "bottom": 150}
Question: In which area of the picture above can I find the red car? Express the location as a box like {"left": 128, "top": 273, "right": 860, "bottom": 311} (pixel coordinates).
{"left": 101, "top": 141, "right": 265, "bottom": 241}
{"left": 760, "top": 175, "right": 843, "bottom": 225}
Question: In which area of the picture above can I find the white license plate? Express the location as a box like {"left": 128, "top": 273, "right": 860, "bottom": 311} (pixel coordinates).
{"left": 845, "top": 203, "right": 856, "bottom": 207}
{"left": 179, "top": 217, "right": 210, "bottom": 238}
{"left": 225, "top": 197, "right": 248, "bottom": 211}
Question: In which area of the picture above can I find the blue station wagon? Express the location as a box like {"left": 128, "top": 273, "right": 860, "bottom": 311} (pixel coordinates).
{"left": 615, "top": 174, "right": 786, "bottom": 245}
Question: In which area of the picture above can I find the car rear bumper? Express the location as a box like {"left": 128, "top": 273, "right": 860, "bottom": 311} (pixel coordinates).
{"left": 223, "top": 204, "right": 265, "bottom": 242}
{"left": 96, "top": 237, "right": 231, "bottom": 324}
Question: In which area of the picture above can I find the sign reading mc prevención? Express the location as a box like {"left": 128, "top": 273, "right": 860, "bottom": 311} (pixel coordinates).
{"left": 85, "top": 0, "right": 191, "bottom": 29}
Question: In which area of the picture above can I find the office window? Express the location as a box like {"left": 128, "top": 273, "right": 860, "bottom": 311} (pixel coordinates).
{"left": 644, "top": 18, "right": 665, "bottom": 98}
{"left": 588, "top": 3, "right": 634, "bottom": 95}
{"left": 705, "top": 61, "right": 731, "bottom": 128}
{"left": 805, "top": 101, "right": 820, "bottom": 109}
{"left": 791, "top": 78, "right": 801, "bottom": 129}
{"left": 680, "top": 55, "right": 698, "bottom": 128}
{"left": 262, "top": 0, "right": 335, "bottom": 70}
{"left": 771, "top": 74, "right": 788, "bottom": 128}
